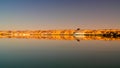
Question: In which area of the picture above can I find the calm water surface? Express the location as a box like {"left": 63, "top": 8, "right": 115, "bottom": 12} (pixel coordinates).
{"left": 0, "top": 39, "right": 120, "bottom": 68}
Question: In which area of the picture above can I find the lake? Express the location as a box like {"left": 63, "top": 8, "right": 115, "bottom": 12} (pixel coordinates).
{"left": 0, "top": 37, "right": 120, "bottom": 68}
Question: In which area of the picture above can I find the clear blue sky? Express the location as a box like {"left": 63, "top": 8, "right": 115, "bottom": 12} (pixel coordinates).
{"left": 0, "top": 0, "right": 120, "bottom": 30}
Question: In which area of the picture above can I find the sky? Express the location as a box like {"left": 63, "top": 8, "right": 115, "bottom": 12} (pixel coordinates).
{"left": 0, "top": 0, "right": 120, "bottom": 30}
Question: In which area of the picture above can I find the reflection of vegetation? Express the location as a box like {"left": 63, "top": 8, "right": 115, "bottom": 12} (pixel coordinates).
{"left": 82, "top": 32, "right": 120, "bottom": 41}
{"left": 102, "top": 32, "right": 120, "bottom": 38}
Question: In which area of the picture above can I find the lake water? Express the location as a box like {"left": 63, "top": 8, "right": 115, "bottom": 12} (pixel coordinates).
{"left": 0, "top": 38, "right": 120, "bottom": 68}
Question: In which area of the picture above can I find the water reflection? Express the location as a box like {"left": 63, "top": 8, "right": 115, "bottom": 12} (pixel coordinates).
{"left": 0, "top": 34, "right": 120, "bottom": 41}
{"left": 0, "top": 33, "right": 120, "bottom": 68}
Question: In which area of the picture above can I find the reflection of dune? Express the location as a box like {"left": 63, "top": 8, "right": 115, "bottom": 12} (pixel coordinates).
{"left": 0, "top": 34, "right": 75, "bottom": 40}
{"left": 0, "top": 29, "right": 120, "bottom": 41}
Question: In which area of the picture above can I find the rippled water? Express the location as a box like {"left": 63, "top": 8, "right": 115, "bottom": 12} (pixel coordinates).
{"left": 0, "top": 38, "right": 120, "bottom": 68}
